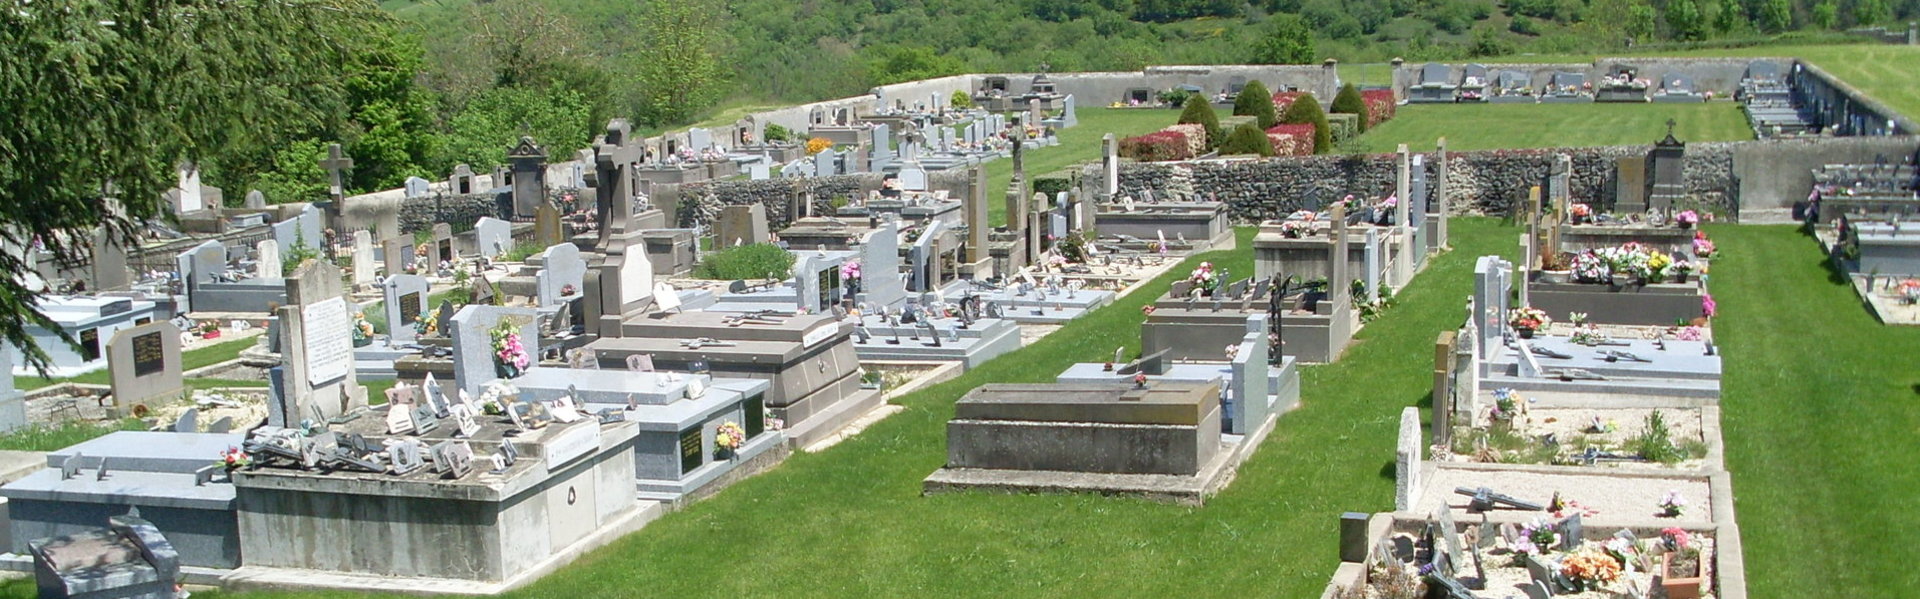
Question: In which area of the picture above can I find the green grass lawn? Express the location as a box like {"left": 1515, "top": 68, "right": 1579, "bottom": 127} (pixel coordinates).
{"left": 984, "top": 107, "right": 1176, "bottom": 226}
{"left": 186, "top": 220, "right": 1516, "bottom": 599}
{"left": 1702, "top": 223, "right": 1920, "bottom": 597}
{"left": 19, "top": 336, "right": 259, "bottom": 391}
{"left": 1353, "top": 102, "right": 1754, "bottom": 153}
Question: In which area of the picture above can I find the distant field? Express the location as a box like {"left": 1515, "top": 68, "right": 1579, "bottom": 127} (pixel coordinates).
{"left": 1353, "top": 102, "right": 1754, "bottom": 152}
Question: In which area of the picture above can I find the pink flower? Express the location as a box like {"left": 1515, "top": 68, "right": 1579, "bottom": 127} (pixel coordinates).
{"left": 1701, "top": 293, "right": 1717, "bottom": 318}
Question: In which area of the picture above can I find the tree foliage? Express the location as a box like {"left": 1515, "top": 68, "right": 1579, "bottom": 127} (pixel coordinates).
{"left": 437, "top": 86, "right": 597, "bottom": 171}
{"left": 633, "top": 0, "right": 731, "bottom": 127}
{"left": 1714, "top": 0, "right": 1750, "bottom": 33}
{"left": 1177, "top": 96, "right": 1223, "bottom": 149}
{"left": 1279, "top": 93, "right": 1332, "bottom": 154}
{"left": 1758, "top": 0, "right": 1794, "bottom": 31}
{"left": 1328, "top": 84, "right": 1368, "bottom": 132}
{"left": 0, "top": 0, "right": 384, "bottom": 373}
{"left": 1232, "top": 81, "right": 1280, "bottom": 129}
{"left": 1218, "top": 123, "right": 1277, "bottom": 156}
{"left": 1251, "top": 14, "right": 1316, "bottom": 65}
{"left": 1666, "top": 0, "right": 1709, "bottom": 40}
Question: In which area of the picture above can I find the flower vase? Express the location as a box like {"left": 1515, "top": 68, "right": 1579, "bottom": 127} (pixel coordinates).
{"left": 496, "top": 363, "right": 522, "bottom": 379}
{"left": 715, "top": 447, "right": 736, "bottom": 461}
{"left": 1660, "top": 552, "right": 1707, "bottom": 599}
{"left": 202, "top": 330, "right": 221, "bottom": 339}
{"left": 1515, "top": 327, "right": 1536, "bottom": 339}
{"left": 1679, "top": 222, "right": 1694, "bottom": 230}
{"left": 353, "top": 337, "right": 372, "bottom": 348}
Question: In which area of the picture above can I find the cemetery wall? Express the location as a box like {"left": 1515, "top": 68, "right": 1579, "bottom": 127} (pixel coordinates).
{"left": 396, "top": 193, "right": 506, "bottom": 235}
{"left": 663, "top": 171, "right": 978, "bottom": 231}
{"left": 1013, "top": 65, "right": 1334, "bottom": 105}
{"left": 1098, "top": 135, "right": 1917, "bottom": 221}
{"left": 1795, "top": 61, "right": 1917, "bottom": 136}
{"left": 1390, "top": 58, "right": 1763, "bottom": 98}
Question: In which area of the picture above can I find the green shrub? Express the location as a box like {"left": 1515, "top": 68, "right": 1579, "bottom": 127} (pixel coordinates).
{"left": 694, "top": 243, "right": 795, "bottom": 281}
{"left": 1177, "top": 95, "right": 1222, "bottom": 149}
{"left": 1279, "top": 92, "right": 1332, "bottom": 153}
{"left": 1159, "top": 89, "right": 1193, "bottom": 107}
{"left": 1328, "top": 83, "right": 1367, "bottom": 132}
{"left": 950, "top": 90, "right": 973, "bottom": 110}
{"left": 1232, "top": 80, "right": 1278, "bottom": 129}
{"left": 1033, "top": 173, "right": 1073, "bottom": 196}
{"left": 763, "top": 123, "right": 793, "bottom": 143}
{"left": 1633, "top": 410, "right": 1682, "bottom": 464}
{"left": 1218, "top": 123, "right": 1276, "bottom": 157}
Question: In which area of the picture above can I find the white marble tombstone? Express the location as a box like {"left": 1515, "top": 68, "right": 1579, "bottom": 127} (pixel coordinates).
{"left": 351, "top": 230, "right": 376, "bottom": 286}
{"left": 256, "top": 239, "right": 282, "bottom": 280}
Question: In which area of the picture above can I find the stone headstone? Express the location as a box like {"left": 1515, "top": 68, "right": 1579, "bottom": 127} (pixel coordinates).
{"left": 1229, "top": 319, "right": 1270, "bottom": 434}
{"left": 404, "top": 176, "right": 430, "bottom": 199}
{"left": 383, "top": 274, "right": 430, "bottom": 345}
{"left": 351, "top": 230, "right": 376, "bottom": 286}
{"left": 449, "top": 306, "right": 540, "bottom": 397}
{"left": 1472, "top": 256, "right": 1513, "bottom": 358}
{"left": 474, "top": 217, "right": 513, "bottom": 259}
{"left": 244, "top": 189, "right": 268, "bottom": 209}
{"left": 814, "top": 147, "right": 837, "bottom": 177}
{"left": 1395, "top": 406, "right": 1422, "bottom": 511}
{"left": 872, "top": 124, "right": 893, "bottom": 159}
{"left": 748, "top": 162, "right": 770, "bottom": 180}
{"left": 716, "top": 204, "right": 769, "bottom": 248}
{"left": 1101, "top": 133, "right": 1119, "bottom": 198}
{"left": 449, "top": 164, "right": 476, "bottom": 195}
{"left": 898, "top": 160, "right": 928, "bottom": 192}
{"left": 272, "top": 260, "right": 366, "bottom": 426}
{"left": 535, "top": 243, "right": 587, "bottom": 308}
{"left": 907, "top": 220, "right": 943, "bottom": 293}
{"left": 250, "top": 239, "right": 281, "bottom": 280}
{"left": 536, "top": 201, "right": 563, "bottom": 247}
{"left": 859, "top": 221, "right": 904, "bottom": 308}
{"left": 383, "top": 238, "right": 410, "bottom": 276}
{"left": 107, "top": 322, "right": 184, "bottom": 409}
{"left": 688, "top": 128, "right": 713, "bottom": 152}
{"left": 508, "top": 136, "right": 549, "bottom": 218}
{"left": 432, "top": 223, "right": 455, "bottom": 263}
{"left": 1061, "top": 94, "right": 1078, "bottom": 127}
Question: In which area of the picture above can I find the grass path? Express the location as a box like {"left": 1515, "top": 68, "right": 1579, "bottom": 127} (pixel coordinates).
{"left": 1704, "top": 224, "right": 1920, "bottom": 597}
{"left": 1355, "top": 102, "right": 1754, "bottom": 153}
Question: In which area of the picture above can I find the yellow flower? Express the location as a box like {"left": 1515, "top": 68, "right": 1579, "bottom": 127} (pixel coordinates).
{"left": 805, "top": 137, "right": 832, "bottom": 156}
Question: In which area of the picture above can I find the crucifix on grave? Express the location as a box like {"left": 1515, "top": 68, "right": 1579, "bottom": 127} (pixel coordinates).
{"left": 589, "top": 119, "right": 643, "bottom": 251}
{"left": 320, "top": 143, "right": 353, "bottom": 202}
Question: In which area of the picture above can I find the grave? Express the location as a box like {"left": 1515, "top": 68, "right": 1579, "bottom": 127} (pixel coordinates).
{"left": 507, "top": 136, "right": 548, "bottom": 218}
{"left": 1095, "top": 200, "right": 1234, "bottom": 252}
{"left": 1408, "top": 63, "right": 1458, "bottom": 103}
{"left": 175, "top": 240, "right": 286, "bottom": 314}
{"left": 1, "top": 431, "right": 246, "bottom": 569}
{"left": 1491, "top": 70, "right": 1535, "bottom": 103}
{"left": 1060, "top": 314, "right": 1301, "bottom": 435}
{"left": 448, "top": 305, "right": 541, "bottom": 398}
{"left": 640, "top": 229, "right": 699, "bottom": 277}
{"left": 473, "top": 217, "right": 515, "bottom": 260}
{"left": 350, "top": 230, "right": 376, "bottom": 287}
{"left": 28, "top": 512, "right": 181, "bottom": 599}
{"left": 1654, "top": 73, "right": 1707, "bottom": 103}
{"left": 585, "top": 311, "right": 882, "bottom": 448}
{"left": 106, "top": 321, "right": 184, "bottom": 410}
{"left": 381, "top": 274, "right": 431, "bottom": 346}
{"left": 269, "top": 260, "right": 368, "bottom": 426}
{"left": 715, "top": 204, "right": 770, "bottom": 248}
{"left": 16, "top": 296, "right": 168, "bottom": 378}
{"left": 923, "top": 382, "right": 1254, "bottom": 505}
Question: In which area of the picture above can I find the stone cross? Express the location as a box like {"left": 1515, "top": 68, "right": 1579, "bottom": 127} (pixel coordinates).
{"left": 1434, "top": 137, "right": 1450, "bottom": 249}
{"left": 590, "top": 119, "right": 643, "bottom": 249}
{"left": 320, "top": 143, "right": 354, "bottom": 201}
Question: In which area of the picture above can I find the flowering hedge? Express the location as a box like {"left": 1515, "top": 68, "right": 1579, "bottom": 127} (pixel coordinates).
{"left": 1266, "top": 124, "right": 1316, "bottom": 156}
{"left": 1162, "top": 123, "right": 1209, "bottom": 157}
{"left": 1360, "top": 89, "right": 1396, "bottom": 129}
{"left": 1118, "top": 130, "right": 1193, "bottom": 162}
{"left": 1270, "top": 91, "right": 1305, "bottom": 115}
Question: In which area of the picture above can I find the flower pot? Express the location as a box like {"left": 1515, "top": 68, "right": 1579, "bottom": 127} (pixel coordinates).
{"left": 1678, "top": 222, "right": 1694, "bottom": 230}
{"left": 202, "top": 330, "right": 221, "bottom": 339}
{"left": 353, "top": 337, "right": 372, "bottom": 348}
{"left": 1660, "top": 552, "right": 1708, "bottom": 599}
{"left": 1540, "top": 270, "right": 1572, "bottom": 284}
{"left": 715, "top": 447, "right": 737, "bottom": 461}
{"left": 496, "top": 363, "right": 522, "bottom": 379}
{"left": 1515, "top": 326, "right": 1536, "bottom": 339}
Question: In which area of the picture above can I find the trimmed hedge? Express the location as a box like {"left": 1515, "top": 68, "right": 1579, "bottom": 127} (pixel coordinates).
{"left": 1176, "top": 96, "right": 1222, "bottom": 149}
{"left": 1278, "top": 93, "right": 1332, "bottom": 154}
{"left": 1219, "top": 122, "right": 1276, "bottom": 157}
{"left": 1118, "top": 130, "right": 1194, "bottom": 162}
{"left": 1361, "top": 89, "right": 1397, "bottom": 130}
{"left": 1233, "top": 80, "right": 1279, "bottom": 129}
{"left": 1266, "top": 124, "right": 1316, "bottom": 156}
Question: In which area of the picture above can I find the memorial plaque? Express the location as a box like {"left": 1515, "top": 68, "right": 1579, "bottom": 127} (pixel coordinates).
{"left": 743, "top": 393, "right": 765, "bottom": 439}
{"left": 302, "top": 297, "right": 354, "bottom": 385}
{"left": 132, "top": 331, "right": 166, "bottom": 377}
{"left": 398, "top": 292, "right": 422, "bottom": 327}
{"left": 679, "top": 426, "right": 703, "bottom": 474}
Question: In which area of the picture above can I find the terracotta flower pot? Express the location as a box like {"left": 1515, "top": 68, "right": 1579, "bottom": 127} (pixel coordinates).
{"left": 1660, "top": 552, "right": 1708, "bottom": 599}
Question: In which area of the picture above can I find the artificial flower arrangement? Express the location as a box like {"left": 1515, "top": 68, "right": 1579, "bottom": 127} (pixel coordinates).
{"left": 490, "top": 320, "right": 531, "bottom": 378}
{"left": 1188, "top": 261, "right": 1220, "bottom": 295}
{"left": 1279, "top": 219, "right": 1314, "bottom": 238}
{"left": 478, "top": 380, "right": 519, "bottom": 415}
{"left": 1692, "top": 231, "right": 1716, "bottom": 258}
{"left": 1569, "top": 242, "right": 1687, "bottom": 284}
{"left": 1701, "top": 293, "right": 1717, "bottom": 319}
{"left": 216, "top": 446, "right": 251, "bottom": 471}
{"left": 199, "top": 321, "right": 221, "bottom": 338}
{"left": 1224, "top": 344, "right": 1241, "bottom": 361}
{"left": 1512, "top": 516, "right": 1561, "bottom": 556}
{"left": 1561, "top": 546, "right": 1626, "bottom": 588}
{"left": 1133, "top": 372, "right": 1148, "bottom": 388}
{"left": 713, "top": 421, "right": 746, "bottom": 457}
{"left": 1508, "top": 306, "right": 1551, "bottom": 331}
{"left": 560, "top": 283, "right": 577, "bottom": 297}
{"left": 415, "top": 315, "right": 438, "bottom": 337}
{"left": 1570, "top": 323, "right": 1608, "bottom": 346}
{"left": 1569, "top": 202, "right": 1594, "bottom": 223}
{"left": 1141, "top": 305, "right": 1156, "bottom": 316}
{"left": 1490, "top": 387, "right": 1524, "bottom": 422}
{"left": 1658, "top": 489, "right": 1688, "bottom": 517}
{"left": 1674, "top": 325, "right": 1706, "bottom": 341}
{"left": 351, "top": 311, "right": 375, "bottom": 343}
{"left": 1674, "top": 210, "right": 1700, "bottom": 228}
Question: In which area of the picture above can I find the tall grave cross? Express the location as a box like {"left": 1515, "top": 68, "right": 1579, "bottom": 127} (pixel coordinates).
{"left": 320, "top": 143, "right": 354, "bottom": 202}
{"left": 589, "top": 119, "right": 643, "bottom": 250}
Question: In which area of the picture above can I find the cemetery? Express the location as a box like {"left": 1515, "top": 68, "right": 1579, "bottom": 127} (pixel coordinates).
{"left": 2, "top": 49, "right": 1919, "bottom": 599}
